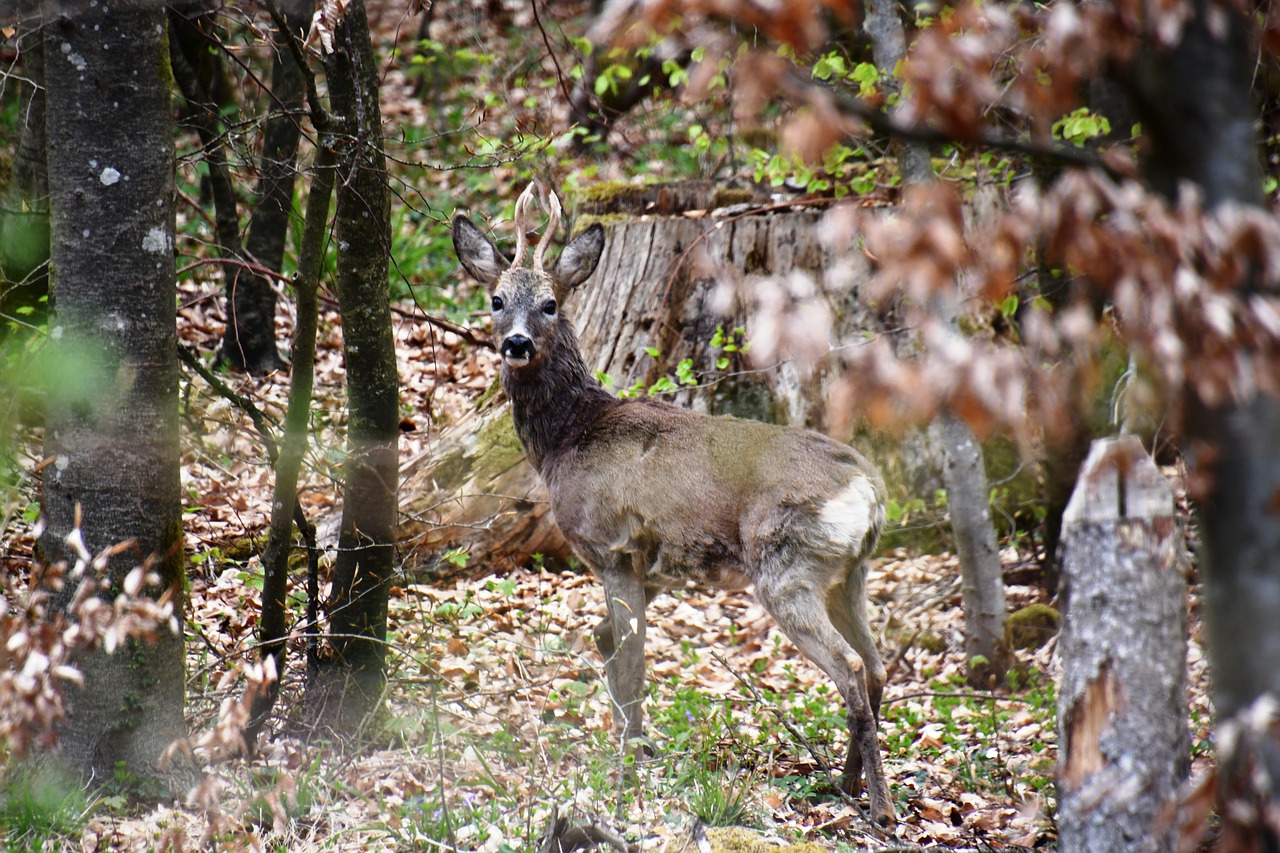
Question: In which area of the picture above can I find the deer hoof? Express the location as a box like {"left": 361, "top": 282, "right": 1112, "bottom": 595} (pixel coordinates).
{"left": 870, "top": 799, "right": 897, "bottom": 829}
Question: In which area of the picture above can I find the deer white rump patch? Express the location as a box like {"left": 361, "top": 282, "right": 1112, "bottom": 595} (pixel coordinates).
{"left": 818, "top": 476, "right": 878, "bottom": 550}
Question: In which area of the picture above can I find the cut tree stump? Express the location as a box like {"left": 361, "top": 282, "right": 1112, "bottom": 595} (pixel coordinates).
{"left": 398, "top": 196, "right": 880, "bottom": 574}
{"left": 1056, "top": 434, "right": 1189, "bottom": 853}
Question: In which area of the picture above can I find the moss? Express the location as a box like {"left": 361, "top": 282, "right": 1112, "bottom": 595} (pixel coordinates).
{"left": 916, "top": 631, "right": 948, "bottom": 654}
{"left": 223, "top": 533, "right": 269, "bottom": 562}
{"left": 1008, "top": 603, "right": 1061, "bottom": 650}
{"left": 0, "top": 146, "right": 12, "bottom": 195}
{"left": 571, "top": 179, "right": 651, "bottom": 205}
{"left": 574, "top": 212, "right": 636, "bottom": 233}
{"left": 467, "top": 411, "right": 525, "bottom": 476}
{"left": 663, "top": 827, "right": 830, "bottom": 853}
{"left": 474, "top": 374, "right": 503, "bottom": 410}
{"left": 711, "top": 187, "right": 757, "bottom": 208}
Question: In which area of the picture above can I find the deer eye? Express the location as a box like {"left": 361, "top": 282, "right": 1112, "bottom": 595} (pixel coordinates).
{"left": 542, "top": 299, "right": 557, "bottom": 317}
{"left": 491, "top": 295, "right": 504, "bottom": 312}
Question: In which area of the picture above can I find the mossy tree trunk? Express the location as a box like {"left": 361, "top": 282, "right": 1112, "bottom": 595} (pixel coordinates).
{"left": 38, "top": 3, "right": 184, "bottom": 782}
{"left": 307, "top": 0, "right": 398, "bottom": 733}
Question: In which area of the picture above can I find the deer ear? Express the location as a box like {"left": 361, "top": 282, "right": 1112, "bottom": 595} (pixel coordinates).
{"left": 453, "top": 216, "right": 507, "bottom": 286}
{"left": 553, "top": 223, "right": 605, "bottom": 291}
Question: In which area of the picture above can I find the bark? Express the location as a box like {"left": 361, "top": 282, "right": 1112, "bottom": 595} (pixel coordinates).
{"left": 937, "top": 414, "right": 1011, "bottom": 686}
{"left": 38, "top": 4, "right": 184, "bottom": 782}
{"left": 168, "top": 3, "right": 243, "bottom": 259}
{"left": 220, "top": 0, "right": 312, "bottom": 375}
{"left": 399, "top": 199, "right": 881, "bottom": 571}
{"left": 308, "top": 0, "right": 398, "bottom": 732}
{"left": 1056, "top": 436, "right": 1188, "bottom": 853}
{"left": 861, "top": 0, "right": 932, "bottom": 184}
{"left": 0, "top": 34, "right": 49, "bottom": 324}
{"left": 246, "top": 142, "right": 335, "bottom": 750}
{"left": 862, "top": 2, "right": 1009, "bottom": 685}
{"left": 1120, "top": 2, "right": 1280, "bottom": 844}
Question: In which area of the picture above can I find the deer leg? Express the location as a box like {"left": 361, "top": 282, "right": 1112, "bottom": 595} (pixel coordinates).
{"left": 597, "top": 558, "right": 649, "bottom": 750}
{"left": 757, "top": 567, "right": 896, "bottom": 828}
{"left": 594, "top": 584, "right": 661, "bottom": 662}
{"left": 828, "top": 558, "right": 887, "bottom": 718}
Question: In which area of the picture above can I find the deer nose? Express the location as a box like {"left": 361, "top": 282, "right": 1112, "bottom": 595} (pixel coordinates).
{"left": 501, "top": 334, "right": 536, "bottom": 365}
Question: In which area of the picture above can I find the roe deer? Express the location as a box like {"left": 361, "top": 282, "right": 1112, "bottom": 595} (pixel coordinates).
{"left": 452, "top": 183, "right": 895, "bottom": 826}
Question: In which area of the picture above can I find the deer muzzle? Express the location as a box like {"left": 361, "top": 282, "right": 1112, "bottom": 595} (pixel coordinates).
{"left": 501, "top": 334, "right": 536, "bottom": 367}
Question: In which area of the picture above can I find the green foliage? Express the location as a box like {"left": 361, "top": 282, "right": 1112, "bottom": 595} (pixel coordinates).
{"left": 442, "top": 547, "right": 471, "bottom": 569}
{"left": 0, "top": 764, "right": 90, "bottom": 852}
{"left": 677, "top": 762, "right": 756, "bottom": 827}
{"left": 1052, "top": 107, "right": 1111, "bottom": 147}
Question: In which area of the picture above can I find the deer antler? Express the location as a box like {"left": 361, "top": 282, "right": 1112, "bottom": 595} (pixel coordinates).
{"left": 534, "top": 189, "right": 562, "bottom": 273}
{"left": 511, "top": 182, "right": 539, "bottom": 268}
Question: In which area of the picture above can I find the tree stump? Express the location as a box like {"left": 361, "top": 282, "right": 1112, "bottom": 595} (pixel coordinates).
{"left": 399, "top": 197, "right": 879, "bottom": 573}
{"left": 1056, "top": 435, "right": 1189, "bottom": 853}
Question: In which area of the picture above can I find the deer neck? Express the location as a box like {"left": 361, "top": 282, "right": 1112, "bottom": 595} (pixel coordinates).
{"left": 502, "top": 320, "right": 616, "bottom": 472}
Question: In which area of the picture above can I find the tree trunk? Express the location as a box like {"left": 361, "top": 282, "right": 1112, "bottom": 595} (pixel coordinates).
{"left": 308, "top": 0, "right": 398, "bottom": 732}
{"left": 246, "top": 142, "right": 335, "bottom": 750}
{"left": 400, "top": 198, "right": 881, "bottom": 571}
{"left": 1122, "top": 2, "right": 1280, "bottom": 844}
{"left": 1056, "top": 436, "right": 1188, "bottom": 853}
{"left": 937, "top": 414, "right": 1011, "bottom": 686}
{"left": 0, "top": 34, "right": 49, "bottom": 325}
{"left": 861, "top": 0, "right": 1009, "bottom": 686}
{"left": 221, "top": 0, "right": 312, "bottom": 375}
{"left": 39, "top": 4, "right": 184, "bottom": 782}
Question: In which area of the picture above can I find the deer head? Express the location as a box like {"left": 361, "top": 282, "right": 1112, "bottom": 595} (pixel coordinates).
{"left": 452, "top": 183, "right": 605, "bottom": 369}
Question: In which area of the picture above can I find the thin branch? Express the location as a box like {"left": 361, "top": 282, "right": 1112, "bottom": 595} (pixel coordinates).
{"left": 265, "top": 0, "right": 333, "bottom": 131}
{"left": 176, "top": 344, "right": 281, "bottom": 461}
{"left": 530, "top": 0, "right": 574, "bottom": 105}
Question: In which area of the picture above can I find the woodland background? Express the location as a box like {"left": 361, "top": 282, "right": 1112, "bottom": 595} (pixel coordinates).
{"left": 2, "top": 0, "right": 1277, "bottom": 850}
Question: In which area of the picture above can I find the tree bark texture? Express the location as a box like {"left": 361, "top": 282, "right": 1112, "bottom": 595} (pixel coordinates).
{"left": 1056, "top": 436, "right": 1188, "bottom": 853}
{"left": 936, "top": 413, "right": 1011, "bottom": 686}
{"left": 309, "top": 0, "right": 398, "bottom": 731}
{"left": 220, "top": 0, "right": 311, "bottom": 375}
{"left": 39, "top": 5, "right": 184, "bottom": 781}
{"left": 1124, "top": 2, "right": 1280, "bottom": 843}
{"left": 400, "top": 203, "right": 880, "bottom": 572}
{"left": 862, "top": 2, "right": 1009, "bottom": 686}
{"left": 247, "top": 143, "right": 335, "bottom": 750}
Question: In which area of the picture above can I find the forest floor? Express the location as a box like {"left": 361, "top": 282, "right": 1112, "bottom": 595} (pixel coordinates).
{"left": 1, "top": 0, "right": 1217, "bottom": 849}
{"left": 5, "top": 280, "right": 1216, "bottom": 851}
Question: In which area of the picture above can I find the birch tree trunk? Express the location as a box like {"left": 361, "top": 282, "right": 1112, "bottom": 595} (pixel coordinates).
{"left": 1056, "top": 436, "right": 1188, "bottom": 853}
